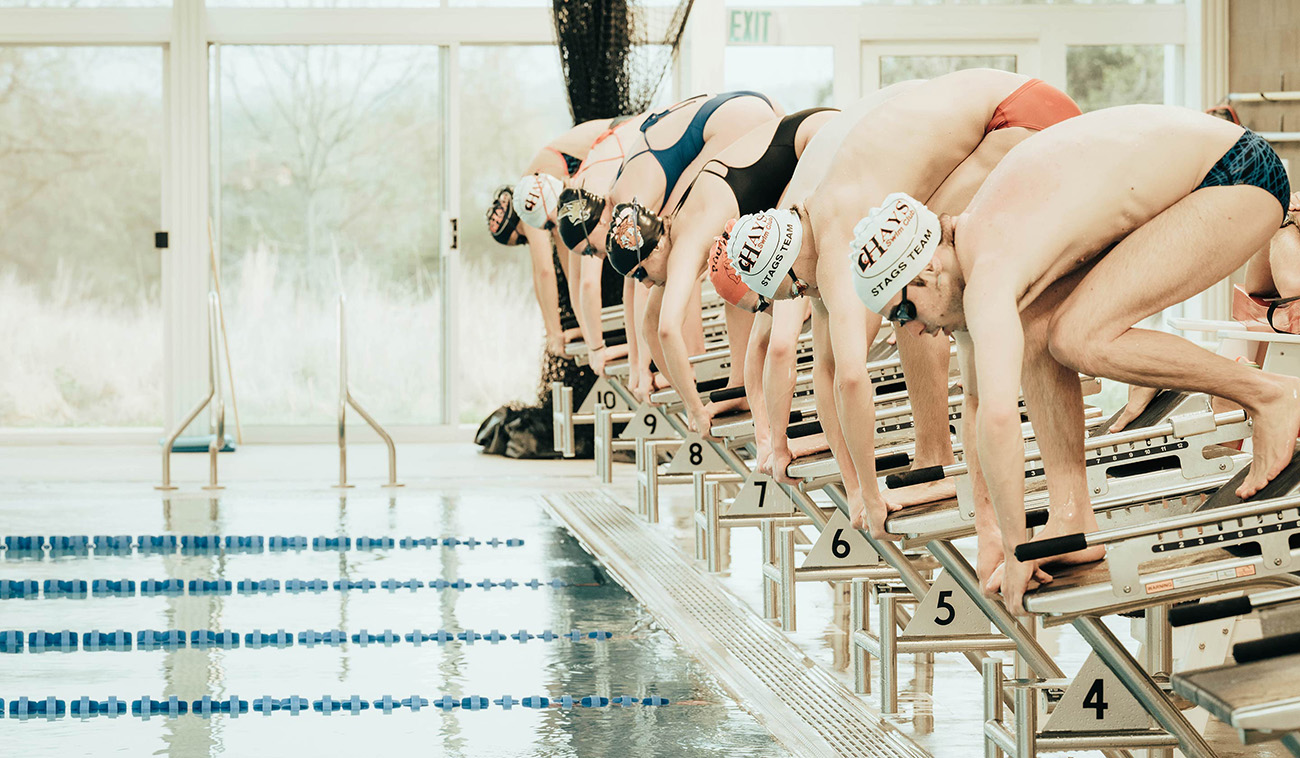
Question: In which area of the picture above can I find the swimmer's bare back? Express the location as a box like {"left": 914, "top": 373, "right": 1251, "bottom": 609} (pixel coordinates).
{"left": 959, "top": 104, "right": 1245, "bottom": 307}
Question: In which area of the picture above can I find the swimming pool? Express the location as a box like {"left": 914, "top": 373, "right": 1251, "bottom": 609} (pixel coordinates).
{"left": 0, "top": 484, "right": 792, "bottom": 757}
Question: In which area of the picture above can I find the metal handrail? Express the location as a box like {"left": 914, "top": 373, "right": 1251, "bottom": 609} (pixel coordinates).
{"left": 335, "top": 294, "right": 401, "bottom": 489}
{"left": 158, "top": 293, "right": 224, "bottom": 491}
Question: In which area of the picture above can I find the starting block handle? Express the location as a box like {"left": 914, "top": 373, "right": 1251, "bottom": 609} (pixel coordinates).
{"left": 1233, "top": 630, "right": 1300, "bottom": 664}
{"left": 885, "top": 465, "right": 944, "bottom": 489}
{"left": 1015, "top": 533, "right": 1089, "bottom": 562}
{"left": 1169, "top": 596, "right": 1253, "bottom": 627}
{"left": 709, "top": 386, "right": 746, "bottom": 402}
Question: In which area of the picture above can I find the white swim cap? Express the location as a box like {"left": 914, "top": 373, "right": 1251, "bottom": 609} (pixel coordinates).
{"left": 727, "top": 209, "right": 803, "bottom": 299}
{"left": 512, "top": 173, "right": 564, "bottom": 229}
{"left": 849, "top": 192, "right": 941, "bottom": 315}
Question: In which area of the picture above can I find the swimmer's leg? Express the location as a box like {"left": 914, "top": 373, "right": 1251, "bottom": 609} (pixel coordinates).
{"left": 894, "top": 327, "right": 956, "bottom": 469}
{"left": 1048, "top": 185, "right": 1299, "bottom": 499}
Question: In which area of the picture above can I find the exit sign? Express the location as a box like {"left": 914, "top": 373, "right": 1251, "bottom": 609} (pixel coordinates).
{"left": 728, "top": 9, "right": 773, "bottom": 44}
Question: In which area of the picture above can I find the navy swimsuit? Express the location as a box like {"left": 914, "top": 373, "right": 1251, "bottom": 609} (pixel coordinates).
{"left": 1195, "top": 129, "right": 1291, "bottom": 224}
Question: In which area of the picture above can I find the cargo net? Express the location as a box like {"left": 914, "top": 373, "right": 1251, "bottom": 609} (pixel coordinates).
{"left": 552, "top": 0, "right": 694, "bottom": 124}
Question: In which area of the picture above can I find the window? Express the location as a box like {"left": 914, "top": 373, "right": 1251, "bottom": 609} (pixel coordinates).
{"left": 1066, "top": 44, "right": 1171, "bottom": 112}
{"left": 880, "top": 55, "right": 1017, "bottom": 87}
{"left": 215, "top": 45, "right": 444, "bottom": 424}
{"left": 725, "top": 46, "right": 834, "bottom": 112}
{"left": 0, "top": 47, "right": 163, "bottom": 427}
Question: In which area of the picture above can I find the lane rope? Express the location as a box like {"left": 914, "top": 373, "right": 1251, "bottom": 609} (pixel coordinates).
{"left": 1, "top": 535, "right": 523, "bottom": 557}
{"left": 1, "top": 628, "right": 617, "bottom": 652}
{"left": 1, "top": 693, "right": 676, "bottom": 719}
{"left": 0, "top": 577, "right": 596, "bottom": 599}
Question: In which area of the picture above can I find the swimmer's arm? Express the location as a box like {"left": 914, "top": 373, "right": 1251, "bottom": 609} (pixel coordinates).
{"left": 745, "top": 310, "right": 773, "bottom": 463}
{"left": 953, "top": 331, "right": 993, "bottom": 531}
{"left": 566, "top": 247, "right": 589, "bottom": 342}
{"left": 964, "top": 281, "right": 1029, "bottom": 557}
{"left": 764, "top": 298, "right": 807, "bottom": 480}
{"left": 811, "top": 300, "right": 862, "bottom": 498}
{"left": 523, "top": 225, "right": 563, "bottom": 345}
{"left": 642, "top": 284, "right": 670, "bottom": 384}
{"left": 821, "top": 262, "right": 885, "bottom": 505}
{"left": 579, "top": 255, "right": 608, "bottom": 369}
{"left": 657, "top": 251, "right": 709, "bottom": 428}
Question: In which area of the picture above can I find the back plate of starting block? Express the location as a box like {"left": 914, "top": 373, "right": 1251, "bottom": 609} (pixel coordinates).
{"left": 902, "top": 570, "right": 993, "bottom": 637}
{"left": 1042, "top": 650, "right": 1156, "bottom": 732}
{"left": 665, "top": 433, "right": 729, "bottom": 474}
{"left": 618, "top": 404, "right": 677, "bottom": 441}
{"left": 578, "top": 378, "right": 631, "bottom": 415}
{"left": 802, "top": 511, "right": 879, "bottom": 569}
{"left": 727, "top": 474, "right": 796, "bottom": 516}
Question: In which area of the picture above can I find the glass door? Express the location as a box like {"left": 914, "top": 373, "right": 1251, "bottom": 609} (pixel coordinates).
{"left": 211, "top": 44, "right": 446, "bottom": 427}
{"left": 0, "top": 46, "right": 165, "bottom": 428}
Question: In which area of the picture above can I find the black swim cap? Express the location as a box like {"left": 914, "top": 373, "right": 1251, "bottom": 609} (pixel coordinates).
{"left": 486, "top": 185, "right": 521, "bottom": 245}
{"left": 557, "top": 187, "right": 606, "bottom": 254}
{"left": 606, "top": 200, "right": 665, "bottom": 276}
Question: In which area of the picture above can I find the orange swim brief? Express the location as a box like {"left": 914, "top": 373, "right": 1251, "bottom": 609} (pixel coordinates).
{"left": 986, "top": 79, "right": 1082, "bottom": 134}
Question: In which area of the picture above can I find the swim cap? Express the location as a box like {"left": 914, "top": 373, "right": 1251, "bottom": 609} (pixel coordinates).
{"left": 849, "top": 192, "right": 940, "bottom": 315}
{"left": 513, "top": 173, "right": 563, "bottom": 229}
{"left": 557, "top": 187, "right": 605, "bottom": 253}
{"left": 708, "top": 220, "right": 751, "bottom": 307}
{"left": 728, "top": 209, "right": 802, "bottom": 299}
{"left": 486, "top": 185, "right": 521, "bottom": 245}
{"left": 607, "top": 200, "right": 665, "bottom": 276}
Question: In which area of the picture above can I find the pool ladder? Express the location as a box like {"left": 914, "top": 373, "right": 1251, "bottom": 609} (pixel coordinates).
{"left": 158, "top": 292, "right": 226, "bottom": 491}
{"left": 334, "top": 294, "right": 402, "bottom": 489}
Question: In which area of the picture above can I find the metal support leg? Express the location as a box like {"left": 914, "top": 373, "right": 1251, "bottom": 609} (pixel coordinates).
{"left": 1013, "top": 681, "right": 1038, "bottom": 758}
{"left": 880, "top": 591, "right": 899, "bottom": 714}
{"left": 1073, "top": 616, "right": 1217, "bottom": 758}
{"left": 693, "top": 472, "right": 707, "bottom": 562}
{"left": 1144, "top": 605, "right": 1174, "bottom": 758}
{"left": 778, "top": 526, "right": 797, "bottom": 631}
{"left": 645, "top": 441, "right": 662, "bottom": 523}
{"left": 596, "top": 406, "right": 613, "bottom": 483}
{"left": 634, "top": 436, "right": 648, "bottom": 516}
{"left": 984, "top": 658, "right": 1005, "bottom": 758}
{"left": 704, "top": 480, "right": 722, "bottom": 573}
{"left": 761, "top": 521, "right": 778, "bottom": 622}
{"left": 851, "top": 579, "right": 872, "bottom": 695}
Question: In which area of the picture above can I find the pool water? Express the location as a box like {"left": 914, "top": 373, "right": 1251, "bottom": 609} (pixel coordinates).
{"left": 0, "top": 486, "right": 792, "bottom": 757}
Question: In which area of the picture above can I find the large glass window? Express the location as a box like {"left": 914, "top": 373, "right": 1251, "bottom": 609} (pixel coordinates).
{"left": 458, "top": 46, "right": 570, "bottom": 423}
{"left": 215, "top": 45, "right": 444, "bottom": 425}
{"left": 725, "top": 46, "right": 833, "bottom": 112}
{"left": 0, "top": 47, "right": 163, "bottom": 427}
{"left": 1066, "top": 44, "right": 1170, "bottom": 111}
{"left": 880, "top": 54, "right": 1017, "bottom": 87}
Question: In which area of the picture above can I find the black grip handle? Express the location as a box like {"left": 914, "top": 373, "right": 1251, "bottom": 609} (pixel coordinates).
{"left": 1169, "top": 596, "right": 1253, "bottom": 627}
{"left": 1014, "top": 534, "right": 1088, "bottom": 562}
{"left": 709, "top": 386, "right": 746, "bottom": 402}
{"left": 885, "top": 465, "right": 944, "bottom": 489}
{"left": 875, "top": 452, "right": 911, "bottom": 472}
{"left": 1232, "top": 631, "right": 1300, "bottom": 665}
{"left": 787, "top": 420, "right": 822, "bottom": 439}
{"left": 1025, "top": 509, "right": 1050, "bottom": 529}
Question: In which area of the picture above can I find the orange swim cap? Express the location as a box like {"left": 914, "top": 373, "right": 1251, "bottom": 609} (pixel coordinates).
{"left": 709, "top": 219, "right": 750, "bottom": 307}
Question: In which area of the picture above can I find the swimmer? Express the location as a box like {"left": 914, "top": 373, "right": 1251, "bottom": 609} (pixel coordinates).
{"left": 727, "top": 70, "right": 1081, "bottom": 589}
{"left": 854, "top": 105, "right": 1298, "bottom": 613}
{"left": 577, "top": 91, "right": 783, "bottom": 399}
{"left": 606, "top": 108, "right": 839, "bottom": 437}
{"left": 487, "top": 118, "right": 631, "bottom": 354}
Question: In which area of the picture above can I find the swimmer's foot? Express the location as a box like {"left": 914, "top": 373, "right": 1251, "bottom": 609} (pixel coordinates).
{"left": 986, "top": 556, "right": 1052, "bottom": 616}
{"left": 1238, "top": 376, "right": 1300, "bottom": 498}
{"left": 1109, "top": 385, "right": 1160, "bottom": 433}
{"left": 976, "top": 530, "right": 1005, "bottom": 593}
{"left": 889, "top": 477, "right": 958, "bottom": 508}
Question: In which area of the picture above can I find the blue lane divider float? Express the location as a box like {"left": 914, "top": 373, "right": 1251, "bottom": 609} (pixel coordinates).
{"left": 0, "top": 577, "right": 585, "bottom": 600}
{"left": 1, "top": 693, "right": 671, "bottom": 719}
{"left": 1, "top": 535, "right": 524, "bottom": 558}
{"left": 0, "top": 628, "right": 615, "bottom": 653}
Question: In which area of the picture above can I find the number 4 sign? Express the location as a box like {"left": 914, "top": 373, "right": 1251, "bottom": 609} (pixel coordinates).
{"left": 1043, "top": 651, "right": 1155, "bottom": 731}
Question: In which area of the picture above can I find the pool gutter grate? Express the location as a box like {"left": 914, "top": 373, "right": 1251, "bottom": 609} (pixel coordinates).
{"left": 545, "top": 490, "right": 931, "bottom": 758}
